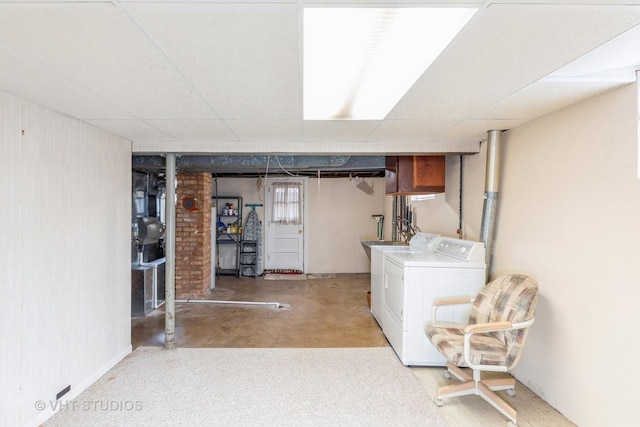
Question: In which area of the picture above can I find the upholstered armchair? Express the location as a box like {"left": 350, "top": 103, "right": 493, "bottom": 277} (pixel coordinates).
{"left": 424, "top": 274, "right": 538, "bottom": 426}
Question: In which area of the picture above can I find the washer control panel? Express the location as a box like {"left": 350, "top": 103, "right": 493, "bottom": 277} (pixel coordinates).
{"left": 435, "top": 237, "right": 485, "bottom": 262}
{"left": 408, "top": 233, "right": 441, "bottom": 251}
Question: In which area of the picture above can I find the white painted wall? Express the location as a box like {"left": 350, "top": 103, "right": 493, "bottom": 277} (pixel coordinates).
{"left": 307, "top": 176, "right": 385, "bottom": 273}
{"left": 213, "top": 175, "right": 267, "bottom": 231}
{"left": 494, "top": 83, "right": 639, "bottom": 427}
{"left": 214, "top": 176, "right": 385, "bottom": 273}
{"left": 0, "top": 91, "right": 132, "bottom": 426}
{"left": 408, "top": 83, "right": 640, "bottom": 427}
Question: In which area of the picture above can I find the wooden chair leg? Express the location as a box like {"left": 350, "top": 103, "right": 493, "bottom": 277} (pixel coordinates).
{"left": 438, "top": 379, "right": 476, "bottom": 397}
{"left": 446, "top": 362, "right": 472, "bottom": 382}
{"left": 436, "top": 363, "right": 518, "bottom": 424}
{"left": 478, "top": 380, "right": 518, "bottom": 424}
{"left": 438, "top": 363, "right": 475, "bottom": 399}
{"left": 482, "top": 376, "right": 515, "bottom": 391}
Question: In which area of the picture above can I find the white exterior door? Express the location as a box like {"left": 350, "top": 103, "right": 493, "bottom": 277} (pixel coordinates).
{"left": 265, "top": 177, "right": 307, "bottom": 272}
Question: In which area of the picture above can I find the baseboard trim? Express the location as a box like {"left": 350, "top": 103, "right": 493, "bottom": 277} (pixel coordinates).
{"left": 26, "top": 345, "right": 132, "bottom": 427}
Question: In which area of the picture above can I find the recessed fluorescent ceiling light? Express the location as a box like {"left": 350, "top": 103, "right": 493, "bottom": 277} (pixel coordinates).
{"left": 304, "top": 7, "right": 476, "bottom": 120}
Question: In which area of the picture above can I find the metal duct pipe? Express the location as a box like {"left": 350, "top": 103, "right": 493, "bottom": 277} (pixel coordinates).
{"left": 164, "top": 153, "right": 176, "bottom": 350}
{"left": 479, "top": 130, "right": 503, "bottom": 278}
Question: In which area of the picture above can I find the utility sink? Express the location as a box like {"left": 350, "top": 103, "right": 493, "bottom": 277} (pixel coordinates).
{"left": 361, "top": 240, "right": 406, "bottom": 260}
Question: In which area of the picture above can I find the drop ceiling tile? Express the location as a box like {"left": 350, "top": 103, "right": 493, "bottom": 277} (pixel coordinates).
{"left": 124, "top": 3, "right": 301, "bottom": 120}
{"left": 547, "top": 24, "right": 640, "bottom": 80}
{"left": 303, "top": 121, "right": 378, "bottom": 142}
{"left": 367, "top": 119, "right": 459, "bottom": 143}
{"left": 303, "top": 0, "right": 484, "bottom": 4}
{"left": 474, "top": 81, "right": 625, "bottom": 121}
{"left": 85, "top": 119, "right": 172, "bottom": 142}
{"left": 124, "top": 0, "right": 297, "bottom": 3}
{"left": 0, "top": 3, "right": 217, "bottom": 120}
{"left": 226, "top": 120, "right": 302, "bottom": 142}
{"left": 6, "top": 0, "right": 105, "bottom": 3}
{"left": 0, "top": 44, "right": 132, "bottom": 120}
{"left": 2, "top": 1, "right": 640, "bottom": 150}
{"left": 146, "top": 119, "right": 238, "bottom": 141}
{"left": 389, "top": 3, "right": 640, "bottom": 122}
{"left": 489, "top": 0, "right": 640, "bottom": 4}
{"left": 435, "top": 119, "right": 528, "bottom": 143}
{"left": 475, "top": 21, "right": 640, "bottom": 121}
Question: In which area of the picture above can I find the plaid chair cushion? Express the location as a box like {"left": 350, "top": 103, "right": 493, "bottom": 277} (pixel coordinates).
{"left": 425, "top": 274, "right": 538, "bottom": 369}
{"left": 426, "top": 323, "right": 509, "bottom": 366}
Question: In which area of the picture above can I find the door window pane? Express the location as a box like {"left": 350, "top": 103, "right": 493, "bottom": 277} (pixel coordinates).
{"left": 272, "top": 182, "right": 302, "bottom": 225}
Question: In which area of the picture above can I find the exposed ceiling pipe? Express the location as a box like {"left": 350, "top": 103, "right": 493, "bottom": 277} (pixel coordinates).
{"left": 479, "top": 130, "right": 503, "bottom": 279}
{"left": 134, "top": 154, "right": 365, "bottom": 168}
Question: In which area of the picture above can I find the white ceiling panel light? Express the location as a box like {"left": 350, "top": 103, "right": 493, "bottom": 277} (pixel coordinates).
{"left": 303, "top": 7, "right": 477, "bottom": 120}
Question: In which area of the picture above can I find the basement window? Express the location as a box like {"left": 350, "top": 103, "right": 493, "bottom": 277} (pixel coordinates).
{"left": 303, "top": 7, "right": 477, "bottom": 120}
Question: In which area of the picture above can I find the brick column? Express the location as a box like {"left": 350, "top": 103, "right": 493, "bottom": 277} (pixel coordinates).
{"left": 175, "top": 172, "right": 212, "bottom": 299}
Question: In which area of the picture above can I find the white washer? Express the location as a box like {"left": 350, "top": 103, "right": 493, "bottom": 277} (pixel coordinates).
{"left": 382, "top": 237, "right": 486, "bottom": 366}
{"left": 369, "top": 233, "right": 441, "bottom": 327}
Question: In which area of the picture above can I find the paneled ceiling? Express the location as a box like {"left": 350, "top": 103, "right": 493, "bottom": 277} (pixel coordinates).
{"left": 1, "top": 1, "right": 640, "bottom": 158}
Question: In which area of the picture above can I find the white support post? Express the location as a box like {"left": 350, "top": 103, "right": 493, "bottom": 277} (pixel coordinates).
{"left": 164, "top": 153, "right": 176, "bottom": 350}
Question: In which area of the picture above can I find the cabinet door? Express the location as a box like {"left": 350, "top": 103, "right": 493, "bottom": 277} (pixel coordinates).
{"left": 412, "top": 156, "right": 445, "bottom": 193}
{"left": 385, "top": 156, "right": 445, "bottom": 195}
{"left": 385, "top": 156, "right": 400, "bottom": 194}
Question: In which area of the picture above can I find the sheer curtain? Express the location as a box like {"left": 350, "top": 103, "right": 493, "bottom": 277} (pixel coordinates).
{"left": 272, "top": 182, "right": 302, "bottom": 225}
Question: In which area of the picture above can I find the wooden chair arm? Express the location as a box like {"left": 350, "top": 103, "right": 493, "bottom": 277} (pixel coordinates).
{"left": 433, "top": 296, "right": 475, "bottom": 307}
{"left": 464, "top": 321, "right": 512, "bottom": 334}
{"left": 464, "top": 317, "right": 535, "bottom": 335}
{"left": 431, "top": 296, "right": 474, "bottom": 323}
{"left": 463, "top": 317, "right": 536, "bottom": 372}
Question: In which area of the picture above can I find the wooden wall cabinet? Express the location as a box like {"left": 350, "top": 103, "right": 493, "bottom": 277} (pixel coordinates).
{"left": 385, "top": 156, "right": 445, "bottom": 195}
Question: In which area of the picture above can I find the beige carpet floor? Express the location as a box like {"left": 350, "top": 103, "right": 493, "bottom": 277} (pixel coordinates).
{"left": 45, "top": 346, "right": 446, "bottom": 427}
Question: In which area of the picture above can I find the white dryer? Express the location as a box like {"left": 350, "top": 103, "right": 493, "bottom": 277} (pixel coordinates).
{"left": 369, "top": 233, "right": 441, "bottom": 327}
{"left": 382, "top": 237, "right": 486, "bottom": 366}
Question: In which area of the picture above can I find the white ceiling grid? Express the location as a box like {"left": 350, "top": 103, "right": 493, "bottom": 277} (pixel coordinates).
{"left": 0, "top": 0, "right": 639, "bottom": 154}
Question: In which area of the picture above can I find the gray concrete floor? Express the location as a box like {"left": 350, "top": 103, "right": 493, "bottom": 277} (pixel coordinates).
{"left": 132, "top": 273, "right": 574, "bottom": 426}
